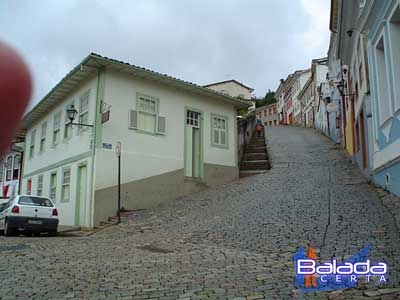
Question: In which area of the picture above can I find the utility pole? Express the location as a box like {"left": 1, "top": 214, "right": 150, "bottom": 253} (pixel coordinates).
{"left": 115, "top": 141, "right": 121, "bottom": 224}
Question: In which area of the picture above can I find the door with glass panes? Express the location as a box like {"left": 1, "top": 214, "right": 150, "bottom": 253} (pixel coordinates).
{"left": 185, "top": 109, "right": 203, "bottom": 178}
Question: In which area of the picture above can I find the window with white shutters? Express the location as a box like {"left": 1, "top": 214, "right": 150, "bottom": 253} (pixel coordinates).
{"left": 157, "top": 116, "right": 166, "bottom": 134}
{"left": 211, "top": 114, "right": 228, "bottom": 149}
{"left": 129, "top": 93, "right": 166, "bottom": 135}
{"left": 79, "top": 92, "right": 89, "bottom": 131}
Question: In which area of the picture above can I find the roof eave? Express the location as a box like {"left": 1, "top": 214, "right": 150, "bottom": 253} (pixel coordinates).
{"left": 22, "top": 54, "right": 250, "bottom": 129}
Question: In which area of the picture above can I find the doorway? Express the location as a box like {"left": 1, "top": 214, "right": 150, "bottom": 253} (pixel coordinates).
{"left": 185, "top": 109, "right": 203, "bottom": 178}
{"left": 75, "top": 164, "right": 87, "bottom": 226}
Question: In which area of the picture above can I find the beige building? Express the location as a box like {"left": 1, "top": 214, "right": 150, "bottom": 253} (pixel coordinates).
{"left": 204, "top": 80, "right": 255, "bottom": 111}
{"left": 256, "top": 103, "right": 278, "bottom": 126}
{"left": 203, "top": 79, "right": 254, "bottom": 100}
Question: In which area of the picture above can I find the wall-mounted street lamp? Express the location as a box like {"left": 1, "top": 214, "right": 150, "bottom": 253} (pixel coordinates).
{"left": 336, "top": 80, "right": 355, "bottom": 97}
{"left": 66, "top": 105, "right": 93, "bottom": 128}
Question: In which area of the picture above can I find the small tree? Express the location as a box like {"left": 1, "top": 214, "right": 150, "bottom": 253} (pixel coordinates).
{"left": 256, "top": 89, "right": 276, "bottom": 108}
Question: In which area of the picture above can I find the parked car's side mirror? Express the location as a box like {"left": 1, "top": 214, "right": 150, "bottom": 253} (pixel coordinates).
{"left": 0, "top": 204, "right": 5, "bottom": 212}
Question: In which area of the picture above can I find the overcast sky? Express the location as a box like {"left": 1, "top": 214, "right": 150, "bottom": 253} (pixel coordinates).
{"left": 1, "top": 0, "right": 330, "bottom": 106}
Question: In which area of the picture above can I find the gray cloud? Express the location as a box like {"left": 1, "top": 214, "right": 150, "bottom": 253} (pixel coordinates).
{"left": 0, "top": 0, "right": 330, "bottom": 106}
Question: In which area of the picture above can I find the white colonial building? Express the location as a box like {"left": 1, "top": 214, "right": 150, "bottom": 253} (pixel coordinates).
{"left": 292, "top": 69, "right": 311, "bottom": 126}
{"left": 21, "top": 53, "right": 249, "bottom": 228}
{"left": 298, "top": 78, "right": 313, "bottom": 127}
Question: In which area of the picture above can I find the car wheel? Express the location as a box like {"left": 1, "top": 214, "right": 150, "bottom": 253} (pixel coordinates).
{"left": 4, "top": 220, "right": 14, "bottom": 237}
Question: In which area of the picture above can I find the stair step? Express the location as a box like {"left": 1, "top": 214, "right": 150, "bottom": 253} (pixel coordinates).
{"left": 239, "top": 170, "right": 267, "bottom": 177}
{"left": 239, "top": 160, "right": 271, "bottom": 170}
{"left": 251, "top": 137, "right": 265, "bottom": 141}
{"left": 245, "top": 153, "right": 268, "bottom": 160}
{"left": 246, "top": 150, "right": 266, "bottom": 154}
{"left": 251, "top": 139, "right": 265, "bottom": 144}
{"left": 241, "top": 159, "right": 269, "bottom": 163}
{"left": 250, "top": 143, "right": 265, "bottom": 147}
{"left": 247, "top": 145, "right": 266, "bottom": 149}
{"left": 246, "top": 147, "right": 266, "bottom": 154}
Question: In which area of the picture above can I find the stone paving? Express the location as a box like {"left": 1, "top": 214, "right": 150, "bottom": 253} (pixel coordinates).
{"left": 1, "top": 126, "right": 400, "bottom": 300}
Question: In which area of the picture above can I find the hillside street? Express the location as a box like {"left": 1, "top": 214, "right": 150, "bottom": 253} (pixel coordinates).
{"left": 1, "top": 126, "right": 400, "bottom": 300}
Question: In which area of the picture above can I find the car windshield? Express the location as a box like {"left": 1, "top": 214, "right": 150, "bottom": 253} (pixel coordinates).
{"left": 18, "top": 196, "right": 53, "bottom": 207}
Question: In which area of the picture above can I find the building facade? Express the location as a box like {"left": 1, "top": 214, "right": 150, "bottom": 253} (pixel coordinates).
{"left": 21, "top": 53, "right": 249, "bottom": 228}
{"left": 292, "top": 70, "right": 311, "bottom": 126}
{"left": 299, "top": 78, "right": 313, "bottom": 127}
{"left": 276, "top": 79, "right": 286, "bottom": 124}
{"left": 203, "top": 79, "right": 254, "bottom": 100}
{"left": 360, "top": 0, "right": 400, "bottom": 195}
{"left": 275, "top": 70, "right": 310, "bottom": 126}
{"left": 313, "top": 58, "right": 330, "bottom": 138}
{"left": 256, "top": 103, "right": 278, "bottom": 126}
{"left": 0, "top": 151, "right": 22, "bottom": 199}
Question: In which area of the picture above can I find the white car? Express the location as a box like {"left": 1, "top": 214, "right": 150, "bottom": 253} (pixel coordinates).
{"left": 0, "top": 195, "right": 59, "bottom": 236}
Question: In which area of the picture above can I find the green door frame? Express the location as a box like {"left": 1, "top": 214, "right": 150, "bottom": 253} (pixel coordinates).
{"left": 184, "top": 106, "right": 204, "bottom": 179}
{"left": 75, "top": 163, "right": 87, "bottom": 226}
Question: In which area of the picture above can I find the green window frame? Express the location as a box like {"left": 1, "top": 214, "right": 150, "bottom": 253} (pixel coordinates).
{"left": 79, "top": 91, "right": 90, "bottom": 132}
{"left": 53, "top": 112, "right": 61, "bottom": 146}
{"left": 136, "top": 93, "right": 159, "bottom": 134}
{"left": 37, "top": 174, "right": 43, "bottom": 196}
{"left": 29, "top": 129, "right": 36, "bottom": 159}
{"left": 61, "top": 167, "right": 71, "bottom": 202}
{"left": 211, "top": 114, "right": 229, "bottom": 149}
{"left": 64, "top": 102, "right": 74, "bottom": 140}
{"left": 40, "top": 121, "right": 47, "bottom": 153}
{"left": 50, "top": 172, "right": 57, "bottom": 202}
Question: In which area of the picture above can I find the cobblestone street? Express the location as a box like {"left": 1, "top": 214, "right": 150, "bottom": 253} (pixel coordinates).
{"left": 1, "top": 126, "right": 400, "bottom": 300}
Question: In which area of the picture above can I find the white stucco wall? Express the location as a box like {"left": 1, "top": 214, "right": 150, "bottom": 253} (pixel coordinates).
{"left": 23, "top": 77, "right": 97, "bottom": 176}
{"left": 293, "top": 71, "right": 311, "bottom": 117}
{"left": 94, "top": 70, "right": 238, "bottom": 190}
{"left": 22, "top": 77, "right": 98, "bottom": 227}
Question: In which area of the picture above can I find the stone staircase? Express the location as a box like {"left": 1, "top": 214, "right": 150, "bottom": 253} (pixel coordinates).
{"left": 239, "top": 133, "right": 271, "bottom": 177}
